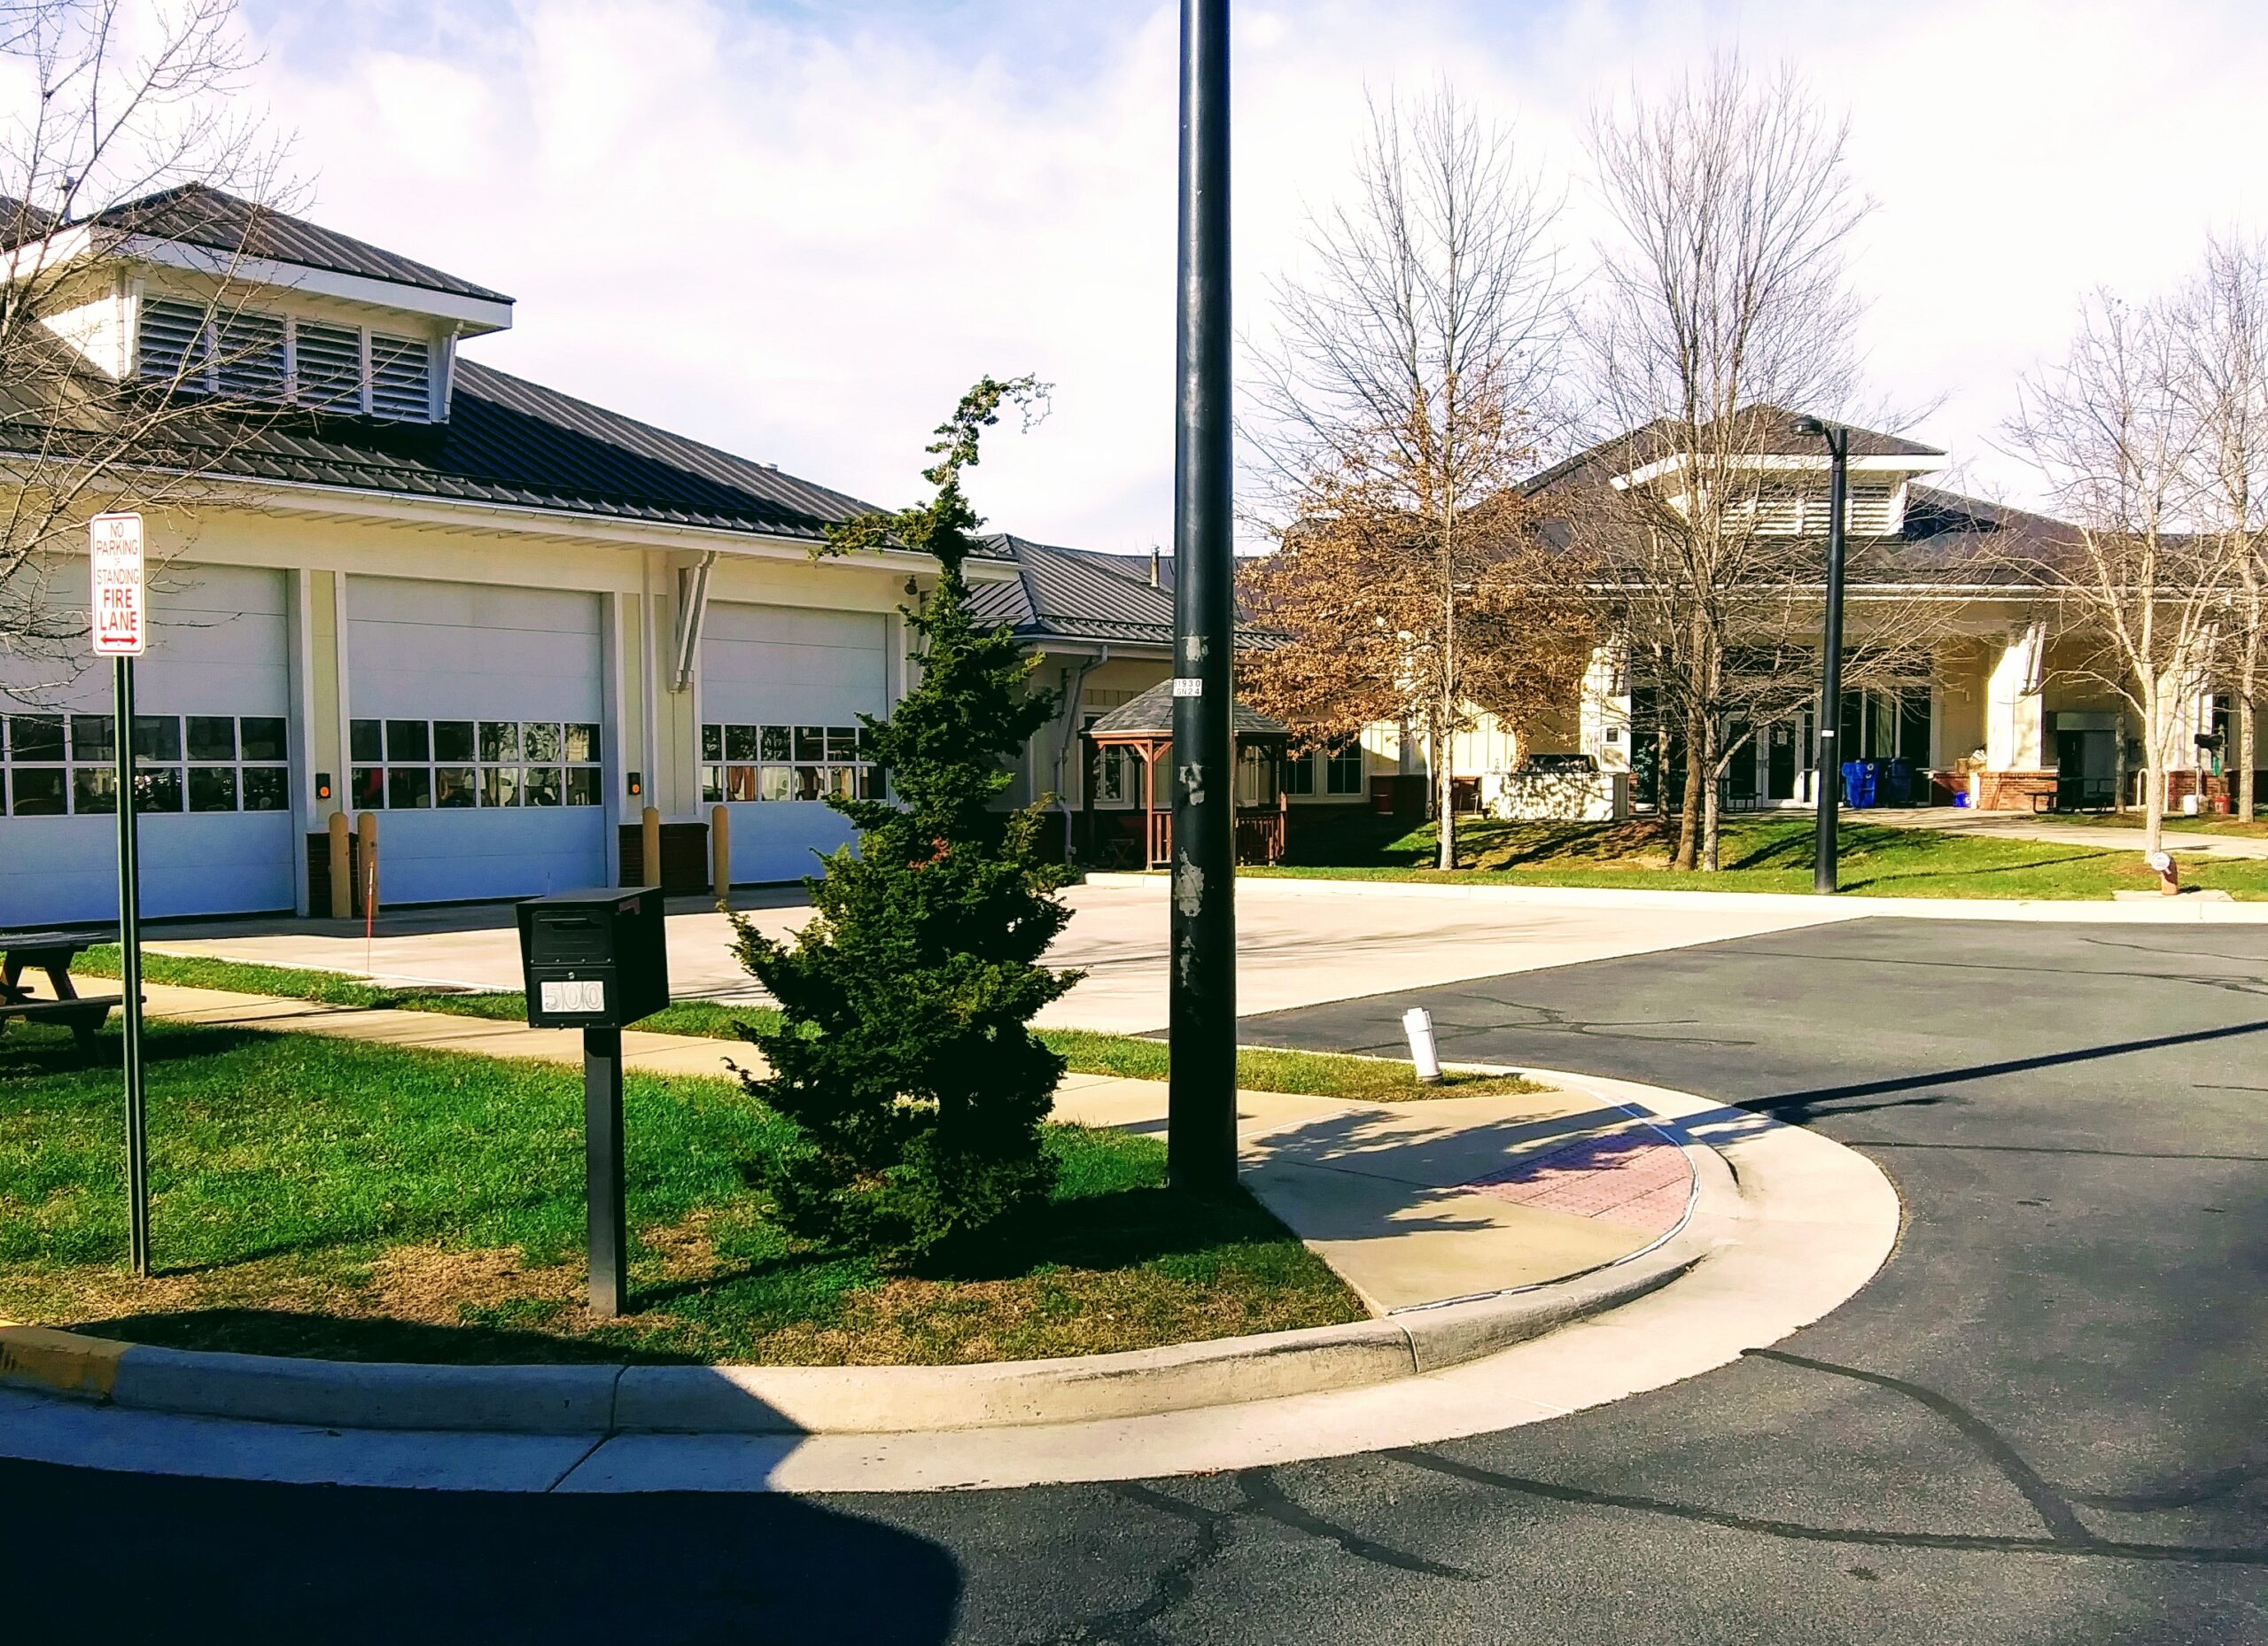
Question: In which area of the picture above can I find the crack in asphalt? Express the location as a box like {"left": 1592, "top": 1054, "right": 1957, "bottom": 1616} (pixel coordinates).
{"left": 1364, "top": 1347, "right": 2268, "bottom": 1571}
{"left": 1745, "top": 1348, "right": 2092, "bottom": 1542}
{"left": 1031, "top": 1472, "right": 1477, "bottom": 1643}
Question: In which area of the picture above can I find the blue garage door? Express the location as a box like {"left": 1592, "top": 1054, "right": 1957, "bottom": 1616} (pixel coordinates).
{"left": 0, "top": 563, "right": 295, "bottom": 926}
{"left": 345, "top": 576, "right": 606, "bottom": 905}
{"left": 700, "top": 602, "right": 887, "bottom": 884}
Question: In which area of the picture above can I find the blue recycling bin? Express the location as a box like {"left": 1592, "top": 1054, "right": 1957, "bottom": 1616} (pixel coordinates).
{"left": 1883, "top": 759, "right": 1914, "bottom": 807}
{"left": 1838, "top": 759, "right": 1874, "bottom": 808}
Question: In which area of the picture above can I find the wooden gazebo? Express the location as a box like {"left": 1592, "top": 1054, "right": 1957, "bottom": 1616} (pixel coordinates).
{"left": 1083, "top": 680, "right": 1293, "bottom": 869}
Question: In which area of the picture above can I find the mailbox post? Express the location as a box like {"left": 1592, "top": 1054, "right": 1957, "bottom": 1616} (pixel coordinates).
{"left": 517, "top": 886, "right": 671, "bottom": 1316}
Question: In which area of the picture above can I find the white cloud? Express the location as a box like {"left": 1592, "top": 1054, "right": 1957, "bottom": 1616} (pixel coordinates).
{"left": 240, "top": 0, "right": 2268, "bottom": 547}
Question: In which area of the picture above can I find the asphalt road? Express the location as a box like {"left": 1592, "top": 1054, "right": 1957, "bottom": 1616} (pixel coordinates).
{"left": 7, "top": 918, "right": 2266, "bottom": 1642}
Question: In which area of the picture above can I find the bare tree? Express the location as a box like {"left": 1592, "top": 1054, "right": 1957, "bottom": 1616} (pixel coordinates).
{"left": 1577, "top": 57, "right": 1896, "bottom": 871}
{"left": 0, "top": 0, "right": 297, "bottom": 686}
{"left": 2179, "top": 231, "right": 2268, "bottom": 820}
{"left": 1242, "top": 88, "right": 1571, "bottom": 869}
{"left": 2002, "top": 289, "right": 2234, "bottom": 852}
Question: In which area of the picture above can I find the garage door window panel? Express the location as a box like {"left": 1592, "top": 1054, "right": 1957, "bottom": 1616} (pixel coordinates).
{"left": 702, "top": 721, "right": 875, "bottom": 804}
{"left": 347, "top": 717, "right": 598, "bottom": 808}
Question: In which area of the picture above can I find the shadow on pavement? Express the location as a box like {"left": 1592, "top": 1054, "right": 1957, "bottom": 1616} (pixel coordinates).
{"left": 0, "top": 1456, "right": 963, "bottom": 1643}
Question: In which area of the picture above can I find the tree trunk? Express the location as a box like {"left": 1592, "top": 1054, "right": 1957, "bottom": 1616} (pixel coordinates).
{"left": 1437, "top": 708, "right": 1457, "bottom": 871}
{"left": 1700, "top": 718, "right": 1722, "bottom": 873}
{"left": 1673, "top": 701, "right": 1705, "bottom": 871}
{"left": 2141, "top": 688, "right": 2167, "bottom": 854}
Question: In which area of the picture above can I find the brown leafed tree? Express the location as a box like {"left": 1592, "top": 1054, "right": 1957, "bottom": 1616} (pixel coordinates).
{"left": 1577, "top": 58, "right": 1915, "bottom": 871}
{"left": 0, "top": 0, "right": 299, "bottom": 687}
{"left": 1242, "top": 89, "right": 1583, "bottom": 868}
{"left": 1239, "top": 481, "right": 1596, "bottom": 805}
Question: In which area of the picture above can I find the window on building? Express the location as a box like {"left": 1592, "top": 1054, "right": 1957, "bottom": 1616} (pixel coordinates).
{"left": 0, "top": 711, "right": 286, "bottom": 816}
{"left": 699, "top": 722, "right": 877, "bottom": 805}
{"left": 1324, "top": 742, "right": 1365, "bottom": 796}
{"left": 349, "top": 718, "right": 599, "bottom": 810}
{"left": 1283, "top": 752, "right": 1316, "bottom": 796}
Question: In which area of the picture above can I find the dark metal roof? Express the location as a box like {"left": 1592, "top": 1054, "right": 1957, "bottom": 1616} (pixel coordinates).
{"left": 0, "top": 340, "right": 1013, "bottom": 547}
{"left": 1526, "top": 404, "right": 1944, "bottom": 497}
{"left": 969, "top": 534, "right": 1178, "bottom": 645}
{"left": 44, "top": 184, "right": 512, "bottom": 305}
{"left": 1086, "top": 678, "right": 1290, "bottom": 740}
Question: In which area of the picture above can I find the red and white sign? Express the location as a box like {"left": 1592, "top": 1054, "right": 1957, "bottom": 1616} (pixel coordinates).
{"left": 89, "top": 512, "right": 146, "bottom": 656}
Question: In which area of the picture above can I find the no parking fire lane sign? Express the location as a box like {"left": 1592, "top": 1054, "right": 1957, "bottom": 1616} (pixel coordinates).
{"left": 89, "top": 511, "right": 145, "bottom": 656}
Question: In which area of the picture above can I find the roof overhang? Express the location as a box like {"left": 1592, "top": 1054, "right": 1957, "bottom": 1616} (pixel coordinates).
{"left": 1611, "top": 452, "right": 1944, "bottom": 491}
{"left": 2, "top": 455, "right": 1015, "bottom": 578}
{"left": 3, "top": 225, "right": 515, "bottom": 336}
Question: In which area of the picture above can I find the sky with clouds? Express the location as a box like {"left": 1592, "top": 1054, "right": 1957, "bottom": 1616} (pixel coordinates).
{"left": 230, "top": 0, "right": 2268, "bottom": 555}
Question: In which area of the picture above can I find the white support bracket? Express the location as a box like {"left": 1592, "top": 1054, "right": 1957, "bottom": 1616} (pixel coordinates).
{"left": 669, "top": 550, "right": 717, "bottom": 694}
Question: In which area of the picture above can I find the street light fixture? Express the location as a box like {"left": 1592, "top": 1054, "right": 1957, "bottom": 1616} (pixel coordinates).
{"left": 1794, "top": 413, "right": 1852, "bottom": 895}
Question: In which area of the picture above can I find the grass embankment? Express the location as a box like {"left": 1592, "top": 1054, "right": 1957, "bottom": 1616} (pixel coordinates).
{"left": 1262, "top": 811, "right": 2268, "bottom": 900}
{"left": 0, "top": 1020, "right": 1363, "bottom": 1365}
{"left": 75, "top": 946, "right": 1538, "bottom": 1101}
{"left": 2039, "top": 810, "right": 2268, "bottom": 839}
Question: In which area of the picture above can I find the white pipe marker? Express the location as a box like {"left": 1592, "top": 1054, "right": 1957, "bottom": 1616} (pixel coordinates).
{"left": 1402, "top": 1006, "right": 1444, "bottom": 1084}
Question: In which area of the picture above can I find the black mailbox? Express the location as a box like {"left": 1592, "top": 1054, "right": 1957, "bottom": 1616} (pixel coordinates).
{"left": 517, "top": 886, "right": 670, "bottom": 1028}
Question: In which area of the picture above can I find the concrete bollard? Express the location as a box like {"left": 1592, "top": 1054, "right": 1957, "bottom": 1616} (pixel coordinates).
{"left": 353, "top": 811, "right": 379, "bottom": 921}
{"left": 711, "top": 804, "right": 731, "bottom": 905}
{"left": 326, "top": 812, "right": 353, "bottom": 920}
{"left": 641, "top": 805, "right": 662, "bottom": 891}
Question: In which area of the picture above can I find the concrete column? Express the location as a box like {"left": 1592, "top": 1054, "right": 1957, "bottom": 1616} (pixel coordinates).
{"left": 1984, "top": 623, "right": 2047, "bottom": 771}
{"left": 1580, "top": 641, "right": 1632, "bottom": 773}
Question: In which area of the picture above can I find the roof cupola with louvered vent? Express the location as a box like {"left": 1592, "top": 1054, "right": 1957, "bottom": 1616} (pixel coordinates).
{"left": 8, "top": 184, "right": 513, "bottom": 425}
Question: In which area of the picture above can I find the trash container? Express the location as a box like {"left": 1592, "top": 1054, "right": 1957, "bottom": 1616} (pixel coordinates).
{"left": 1883, "top": 759, "right": 1914, "bottom": 808}
{"left": 1839, "top": 760, "right": 1874, "bottom": 809}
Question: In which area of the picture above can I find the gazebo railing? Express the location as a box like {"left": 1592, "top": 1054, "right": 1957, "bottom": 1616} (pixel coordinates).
{"left": 1140, "top": 805, "right": 1286, "bottom": 869}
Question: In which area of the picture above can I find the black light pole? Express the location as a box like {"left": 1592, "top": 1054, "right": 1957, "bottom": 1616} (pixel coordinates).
{"left": 1798, "top": 415, "right": 1851, "bottom": 894}
{"left": 1168, "top": 0, "right": 1238, "bottom": 1193}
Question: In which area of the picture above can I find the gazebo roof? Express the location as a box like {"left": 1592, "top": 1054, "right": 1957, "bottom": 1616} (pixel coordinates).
{"left": 1085, "top": 679, "right": 1292, "bottom": 741}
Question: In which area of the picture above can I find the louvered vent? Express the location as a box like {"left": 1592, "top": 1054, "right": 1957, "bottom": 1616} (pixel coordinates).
{"left": 137, "top": 298, "right": 209, "bottom": 386}
{"left": 214, "top": 312, "right": 286, "bottom": 400}
{"left": 1845, "top": 485, "right": 1896, "bottom": 537}
{"left": 296, "top": 322, "right": 362, "bottom": 411}
{"left": 367, "top": 332, "right": 431, "bottom": 421}
{"left": 1754, "top": 486, "right": 1803, "bottom": 534}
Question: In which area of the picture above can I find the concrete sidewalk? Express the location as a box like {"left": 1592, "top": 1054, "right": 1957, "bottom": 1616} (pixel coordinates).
{"left": 1870, "top": 804, "right": 2268, "bottom": 858}
{"left": 123, "top": 982, "right": 1690, "bottom": 1316}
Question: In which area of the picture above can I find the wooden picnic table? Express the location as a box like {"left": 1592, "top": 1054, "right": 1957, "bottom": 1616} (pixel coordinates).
{"left": 0, "top": 927, "right": 126, "bottom": 1048}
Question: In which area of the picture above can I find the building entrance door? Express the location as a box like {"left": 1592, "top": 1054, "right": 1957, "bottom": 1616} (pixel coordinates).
{"left": 2055, "top": 728, "right": 2116, "bottom": 810}
{"left": 1767, "top": 721, "right": 1798, "bottom": 800}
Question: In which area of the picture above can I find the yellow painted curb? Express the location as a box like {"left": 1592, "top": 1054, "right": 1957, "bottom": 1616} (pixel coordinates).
{"left": 0, "top": 1323, "right": 128, "bottom": 1400}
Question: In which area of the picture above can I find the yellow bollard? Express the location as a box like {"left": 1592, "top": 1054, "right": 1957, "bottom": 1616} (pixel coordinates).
{"left": 641, "top": 804, "right": 662, "bottom": 891}
{"left": 711, "top": 804, "right": 731, "bottom": 905}
{"left": 326, "top": 812, "right": 353, "bottom": 920}
{"left": 353, "top": 811, "right": 379, "bottom": 921}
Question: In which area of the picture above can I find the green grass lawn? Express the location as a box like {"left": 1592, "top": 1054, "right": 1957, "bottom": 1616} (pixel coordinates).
{"left": 1262, "top": 811, "right": 2268, "bottom": 900}
{"left": 76, "top": 946, "right": 1540, "bottom": 1101}
{"left": 0, "top": 1020, "right": 1363, "bottom": 1365}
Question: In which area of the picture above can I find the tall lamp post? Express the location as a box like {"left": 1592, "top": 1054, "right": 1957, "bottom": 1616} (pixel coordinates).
{"left": 1168, "top": 0, "right": 1238, "bottom": 1192}
{"left": 1796, "top": 414, "right": 1851, "bottom": 895}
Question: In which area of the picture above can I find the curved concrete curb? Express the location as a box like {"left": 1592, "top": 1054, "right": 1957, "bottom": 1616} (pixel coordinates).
{"left": 0, "top": 1226, "right": 1705, "bottom": 1436}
